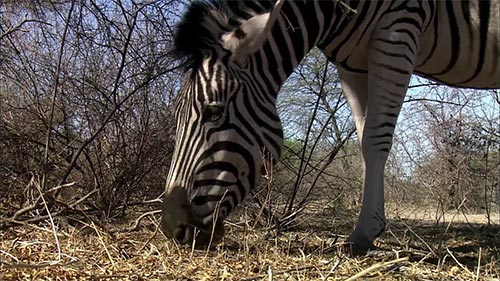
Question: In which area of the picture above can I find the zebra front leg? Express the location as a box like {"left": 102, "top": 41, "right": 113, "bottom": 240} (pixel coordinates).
{"left": 344, "top": 31, "right": 416, "bottom": 253}
{"left": 345, "top": 87, "right": 404, "bottom": 254}
{"left": 346, "top": 142, "right": 388, "bottom": 254}
{"left": 339, "top": 70, "right": 389, "bottom": 254}
{"left": 338, "top": 70, "right": 384, "bottom": 253}
{"left": 346, "top": 80, "right": 411, "bottom": 253}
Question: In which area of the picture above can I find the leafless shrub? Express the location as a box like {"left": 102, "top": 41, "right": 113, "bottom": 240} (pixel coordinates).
{"left": 0, "top": 0, "right": 184, "bottom": 225}
{"left": 389, "top": 83, "right": 499, "bottom": 224}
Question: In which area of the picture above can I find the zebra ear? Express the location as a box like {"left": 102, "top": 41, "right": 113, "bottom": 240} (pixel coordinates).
{"left": 221, "top": 0, "right": 284, "bottom": 63}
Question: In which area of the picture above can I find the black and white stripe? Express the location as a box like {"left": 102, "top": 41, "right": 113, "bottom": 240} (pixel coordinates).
{"left": 162, "top": 0, "right": 499, "bottom": 250}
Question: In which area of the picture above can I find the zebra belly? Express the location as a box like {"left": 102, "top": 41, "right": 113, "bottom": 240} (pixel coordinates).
{"left": 414, "top": 41, "right": 499, "bottom": 89}
{"left": 414, "top": 1, "right": 499, "bottom": 89}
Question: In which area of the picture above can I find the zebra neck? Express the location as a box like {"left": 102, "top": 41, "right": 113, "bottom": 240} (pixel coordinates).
{"left": 249, "top": 0, "right": 348, "bottom": 97}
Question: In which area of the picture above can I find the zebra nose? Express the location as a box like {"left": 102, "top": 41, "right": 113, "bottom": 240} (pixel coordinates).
{"left": 171, "top": 222, "right": 225, "bottom": 247}
{"left": 161, "top": 185, "right": 226, "bottom": 247}
{"left": 161, "top": 185, "right": 194, "bottom": 243}
{"left": 173, "top": 224, "right": 194, "bottom": 244}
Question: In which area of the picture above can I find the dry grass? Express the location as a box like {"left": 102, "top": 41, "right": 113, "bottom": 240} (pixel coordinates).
{"left": 1, "top": 208, "right": 498, "bottom": 280}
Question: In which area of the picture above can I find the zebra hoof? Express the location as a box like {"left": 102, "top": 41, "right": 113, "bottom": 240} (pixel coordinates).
{"left": 344, "top": 235, "right": 378, "bottom": 256}
{"left": 343, "top": 241, "right": 379, "bottom": 256}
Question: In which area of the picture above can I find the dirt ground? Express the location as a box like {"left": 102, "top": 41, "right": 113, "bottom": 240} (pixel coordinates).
{"left": 1, "top": 207, "right": 499, "bottom": 280}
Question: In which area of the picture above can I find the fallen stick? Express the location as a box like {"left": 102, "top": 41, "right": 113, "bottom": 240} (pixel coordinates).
{"left": 346, "top": 256, "right": 409, "bottom": 281}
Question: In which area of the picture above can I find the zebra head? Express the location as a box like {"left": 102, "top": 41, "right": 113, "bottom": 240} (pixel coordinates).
{"left": 162, "top": 0, "right": 285, "bottom": 246}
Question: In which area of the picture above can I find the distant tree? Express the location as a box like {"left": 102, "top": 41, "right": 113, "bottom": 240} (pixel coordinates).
{"left": 397, "top": 85, "right": 499, "bottom": 224}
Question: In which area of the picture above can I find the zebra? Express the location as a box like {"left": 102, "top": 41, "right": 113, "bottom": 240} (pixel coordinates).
{"left": 161, "top": 0, "right": 499, "bottom": 253}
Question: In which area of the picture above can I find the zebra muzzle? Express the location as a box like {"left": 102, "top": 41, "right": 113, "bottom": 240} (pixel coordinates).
{"left": 175, "top": 220, "right": 225, "bottom": 247}
{"left": 161, "top": 185, "right": 225, "bottom": 247}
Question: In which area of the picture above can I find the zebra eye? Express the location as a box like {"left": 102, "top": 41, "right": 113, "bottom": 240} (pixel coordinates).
{"left": 202, "top": 103, "right": 225, "bottom": 123}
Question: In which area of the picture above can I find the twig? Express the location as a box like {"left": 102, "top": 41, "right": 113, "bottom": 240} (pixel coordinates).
{"left": 70, "top": 188, "right": 99, "bottom": 208}
{"left": 408, "top": 83, "right": 441, "bottom": 89}
{"left": 137, "top": 216, "right": 161, "bottom": 253}
{"left": 32, "top": 177, "right": 62, "bottom": 260}
{"left": 124, "top": 198, "right": 163, "bottom": 207}
{"left": 43, "top": 0, "right": 76, "bottom": 193}
{"left": 322, "top": 259, "right": 341, "bottom": 280}
{"left": 346, "top": 256, "right": 409, "bottom": 281}
{"left": 413, "top": 250, "right": 435, "bottom": 268}
{"left": 336, "top": 0, "right": 358, "bottom": 14}
{"left": 476, "top": 247, "right": 481, "bottom": 280}
{"left": 0, "top": 217, "right": 54, "bottom": 232}
{"left": 1, "top": 260, "right": 64, "bottom": 269}
{"left": 296, "top": 126, "right": 356, "bottom": 208}
{"left": 446, "top": 248, "right": 475, "bottom": 279}
{"left": 0, "top": 252, "right": 78, "bottom": 269}
{"left": 11, "top": 184, "right": 74, "bottom": 222}
{"left": 224, "top": 220, "right": 245, "bottom": 229}
{"left": 92, "top": 221, "right": 115, "bottom": 268}
{"left": 444, "top": 196, "right": 467, "bottom": 234}
{"left": 206, "top": 189, "right": 228, "bottom": 253}
{"left": 11, "top": 200, "right": 42, "bottom": 220}
{"left": 0, "top": 15, "right": 49, "bottom": 41}
{"left": 4, "top": 210, "right": 67, "bottom": 227}
{"left": 10, "top": 183, "right": 77, "bottom": 222}
{"left": 127, "top": 210, "right": 161, "bottom": 231}
{"left": 286, "top": 61, "right": 329, "bottom": 214}
{"left": 400, "top": 220, "right": 437, "bottom": 257}
{"left": 404, "top": 97, "right": 463, "bottom": 106}
{"left": 45, "top": 182, "right": 76, "bottom": 194}
{"left": 241, "top": 265, "right": 319, "bottom": 281}
{"left": 252, "top": 151, "right": 274, "bottom": 229}
{"left": 385, "top": 229, "right": 405, "bottom": 249}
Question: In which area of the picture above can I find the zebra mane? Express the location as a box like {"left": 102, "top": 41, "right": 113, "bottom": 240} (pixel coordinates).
{"left": 173, "top": 0, "right": 274, "bottom": 70}
{"left": 173, "top": 1, "right": 234, "bottom": 70}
